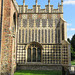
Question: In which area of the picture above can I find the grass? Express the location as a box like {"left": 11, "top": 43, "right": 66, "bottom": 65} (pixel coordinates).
{"left": 14, "top": 70, "right": 62, "bottom": 75}
{"left": 71, "top": 60, "right": 75, "bottom": 65}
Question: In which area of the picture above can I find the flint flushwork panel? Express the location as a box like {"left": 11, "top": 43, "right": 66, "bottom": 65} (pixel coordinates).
{"left": 17, "top": 44, "right": 68, "bottom": 65}
{"left": 32, "top": 29, "right": 34, "bottom": 41}
{"left": 35, "top": 29, "right": 37, "bottom": 42}
{"left": 38, "top": 30, "right": 40, "bottom": 42}
{"left": 22, "top": 29, "right": 24, "bottom": 43}
{"left": 57, "top": 21, "right": 60, "bottom": 27}
{"left": 42, "top": 19, "right": 47, "bottom": 27}
{"left": 55, "top": 19, "right": 59, "bottom": 27}
{"left": 52, "top": 29, "right": 53, "bottom": 43}
{"left": 17, "top": 45, "right": 26, "bottom": 64}
{"left": 29, "top": 29, "right": 31, "bottom": 42}
{"left": 19, "top": 29, "right": 21, "bottom": 43}
{"left": 17, "top": 14, "right": 61, "bottom": 44}
{"left": 55, "top": 29, "right": 57, "bottom": 43}
{"left": 62, "top": 24, "right": 64, "bottom": 40}
{"left": 18, "top": 29, "right": 61, "bottom": 43}
{"left": 48, "top": 29, "right": 50, "bottom": 43}
{"left": 23, "top": 19, "right": 27, "bottom": 27}
{"left": 58, "top": 29, "right": 60, "bottom": 43}
{"left": 48, "top": 19, "right": 53, "bottom": 27}
{"left": 29, "top": 19, "right": 34, "bottom": 27}
{"left": 25, "top": 29, "right": 27, "bottom": 43}
{"left": 42, "top": 44, "right": 68, "bottom": 64}
{"left": 62, "top": 45, "right": 68, "bottom": 64}
{"left": 45, "top": 30, "right": 47, "bottom": 43}
{"left": 18, "top": 18, "right": 21, "bottom": 27}
{"left": 42, "top": 30, "right": 44, "bottom": 43}
{"left": 36, "top": 19, "right": 40, "bottom": 27}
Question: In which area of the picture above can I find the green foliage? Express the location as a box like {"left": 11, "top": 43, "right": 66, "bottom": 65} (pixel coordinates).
{"left": 67, "top": 38, "right": 71, "bottom": 43}
{"left": 71, "top": 60, "right": 75, "bottom": 65}
{"left": 67, "top": 34, "right": 75, "bottom": 61}
{"left": 71, "top": 34, "right": 75, "bottom": 51}
{"left": 14, "top": 70, "right": 62, "bottom": 75}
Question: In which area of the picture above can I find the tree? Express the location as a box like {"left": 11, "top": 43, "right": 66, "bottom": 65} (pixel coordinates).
{"left": 67, "top": 38, "right": 71, "bottom": 43}
{"left": 67, "top": 34, "right": 75, "bottom": 60}
{"left": 71, "top": 34, "right": 75, "bottom": 51}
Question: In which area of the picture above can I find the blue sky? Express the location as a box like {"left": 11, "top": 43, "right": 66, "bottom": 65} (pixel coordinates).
{"left": 16, "top": 0, "right": 75, "bottom": 39}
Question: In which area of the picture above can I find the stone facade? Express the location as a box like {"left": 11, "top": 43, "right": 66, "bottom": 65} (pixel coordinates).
{"left": 0, "top": 0, "right": 71, "bottom": 75}
{"left": 17, "top": 64, "right": 62, "bottom": 71}
{"left": 0, "top": 0, "right": 17, "bottom": 75}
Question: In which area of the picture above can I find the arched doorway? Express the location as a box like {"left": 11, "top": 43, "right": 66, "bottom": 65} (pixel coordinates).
{"left": 26, "top": 42, "right": 43, "bottom": 62}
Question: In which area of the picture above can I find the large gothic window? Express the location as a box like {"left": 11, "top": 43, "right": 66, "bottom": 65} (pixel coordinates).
{"left": 27, "top": 47, "right": 41, "bottom": 62}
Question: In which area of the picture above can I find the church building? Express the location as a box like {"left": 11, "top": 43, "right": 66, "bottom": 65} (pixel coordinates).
{"left": 0, "top": 0, "right": 71, "bottom": 75}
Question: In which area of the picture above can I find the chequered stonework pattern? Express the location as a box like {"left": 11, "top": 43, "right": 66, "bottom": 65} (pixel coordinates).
{"left": 17, "top": 44, "right": 69, "bottom": 65}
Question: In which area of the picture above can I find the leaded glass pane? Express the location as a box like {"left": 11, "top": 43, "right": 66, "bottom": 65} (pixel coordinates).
{"left": 37, "top": 48, "right": 41, "bottom": 62}
{"left": 27, "top": 48, "right": 31, "bottom": 62}
{"left": 33, "top": 48, "right": 36, "bottom": 62}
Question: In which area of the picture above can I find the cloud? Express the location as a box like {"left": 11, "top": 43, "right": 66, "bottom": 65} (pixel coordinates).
{"left": 67, "top": 28, "right": 75, "bottom": 31}
{"left": 70, "top": 28, "right": 75, "bottom": 30}
{"left": 64, "top": 0, "right": 75, "bottom": 5}
{"left": 67, "top": 35, "right": 73, "bottom": 39}
{"left": 67, "top": 23, "right": 72, "bottom": 26}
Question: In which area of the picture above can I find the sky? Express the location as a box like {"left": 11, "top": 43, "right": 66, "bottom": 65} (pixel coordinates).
{"left": 16, "top": 0, "right": 75, "bottom": 40}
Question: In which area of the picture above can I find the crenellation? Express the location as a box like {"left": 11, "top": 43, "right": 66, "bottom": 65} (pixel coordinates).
{"left": 18, "top": 3, "right": 63, "bottom": 14}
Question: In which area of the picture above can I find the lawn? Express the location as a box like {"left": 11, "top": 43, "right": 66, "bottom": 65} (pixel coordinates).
{"left": 14, "top": 70, "right": 62, "bottom": 75}
{"left": 71, "top": 60, "right": 75, "bottom": 65}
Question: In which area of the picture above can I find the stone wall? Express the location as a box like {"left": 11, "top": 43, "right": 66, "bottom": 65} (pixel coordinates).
{"left": 17, "top": 43, "right": 69, "bottom": 65}
{"left": 17, "top": 13, "right": 64, "bottom": 44}
{"left": 0, "top": 0, "right": 17, "bottom": 75}
{"left": 17, "top": 64, "right": 62, "bottom": 71}
{"left": 0, "top": 0, "right": 2, "bottom": 74}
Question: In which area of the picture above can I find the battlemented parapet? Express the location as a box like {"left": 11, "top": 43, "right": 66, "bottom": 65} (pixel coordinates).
{"left": 18, "top": 0, "right": 63, "bottom": 13}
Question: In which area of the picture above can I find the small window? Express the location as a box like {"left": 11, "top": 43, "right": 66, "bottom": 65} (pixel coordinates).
{"left": 27, "top": 47, "right": 41, "bottom": 62}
